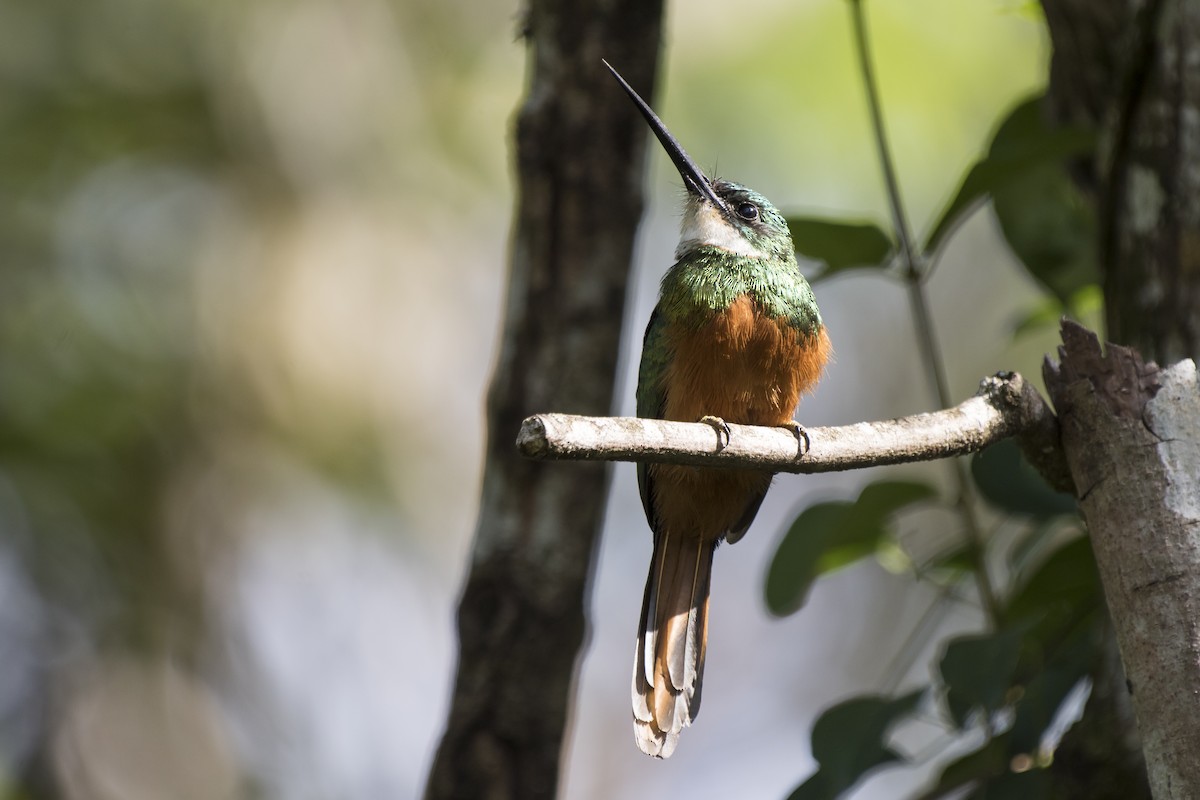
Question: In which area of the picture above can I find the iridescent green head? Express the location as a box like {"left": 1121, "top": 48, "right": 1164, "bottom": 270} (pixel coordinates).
{"left": 677, "top": 180, "right": 794, "bottom": 263}
{"left": 603, "top": 60, "right": 796, "bottom": 265}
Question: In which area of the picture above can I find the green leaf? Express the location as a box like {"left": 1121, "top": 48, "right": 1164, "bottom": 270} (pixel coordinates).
{"left": 917, "top": 737, "right": 1011, "bottom": 798}
{"left": 1006, "top": 520, "right": 1061, "bottom": 577}
{"left": 766, "top": 501, "right": 853, "bottom": 615}
{"left": 820, "top": 480, "right": 939, "bottom": 572}
{"left": 788, "top": 690, "right": 924, "bottom": 800}
{"left": 971, "top": 439, "right": 1076, "bottom": 519}
{"left": 940, "top": 629, "right": 1025, "bottom": 727}
{"left": 1010, "top": 295, "right": 1066, "bottom": 339}
{"left": 923, "top": 636, "right": 1089, "bottom": 798}
{"left": 923, "top": 542, "right": 976, "bottom": 575}
{"left": 786, "top": 217, "right": 894, "bottom": 278}
{"left": 852, "top": 480, "right": 939, "bottom": 516}
{"left": 1011, "top": 285, "right": 1103, "bottom": 339}
{"left": 993, "top": 162, "right": 1097, "bottom": 305}
{"left": 1005, "top": 535, "right": 1099, "bottom": 625}
{"left": 1002, "top": 568, "right": 1100, "bottom": 755}
{"left": 766, "top": 481, "right": 937, "bottom": 615}
{"left": 1009, "top": 664, "right": 1089, "bottom": 755}
{"left": 924, "top": 94, "right": 1094, "bottom": 256}
{"left": 966, "top": 768, "right": 1049, "bottom": 800}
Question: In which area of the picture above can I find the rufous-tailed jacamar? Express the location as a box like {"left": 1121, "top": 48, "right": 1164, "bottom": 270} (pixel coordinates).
{"left": 605, "top": 61, "right": 831, "bottom": 758}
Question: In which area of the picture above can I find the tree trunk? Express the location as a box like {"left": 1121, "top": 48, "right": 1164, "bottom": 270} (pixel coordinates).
{"left": 1039, "top": 2, "right": 1200, "bottom": 796}
{"left": 1044, "top": 0, "right": 1200, "bottom": 361}
{"left": 423, "top": 2, "right": 663, "bottom": 798}
{"left": 1045, "top": 323, "right": 1200, "bottom": 799}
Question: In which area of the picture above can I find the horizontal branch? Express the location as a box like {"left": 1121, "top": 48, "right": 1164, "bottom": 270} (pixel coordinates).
{"left": 518, "top": 372, "right": 1069, "bottom": 480}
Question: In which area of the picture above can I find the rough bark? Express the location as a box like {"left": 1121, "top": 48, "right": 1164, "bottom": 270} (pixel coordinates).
{"left": 1045, "top": 0, "right": 1200, "bottom": 361}
{"left": 1040, "top": 3, "right": 1200, "bottom": 794}
{"left": 1045, "top": 321, "right": 1200, "bottom": 799}
{"left": 1099, "top": 1, "right": 1200, "bottom": 363}
{"left": 423, "top": 3, "right": 663, "bottom": 798}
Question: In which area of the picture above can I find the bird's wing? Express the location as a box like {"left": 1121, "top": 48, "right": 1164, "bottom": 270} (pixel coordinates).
{"left": 636, "top": 306, "right": 670, "bottom": 528}
{"left": 725, "top": 488, "right": 767, "bottom": 544}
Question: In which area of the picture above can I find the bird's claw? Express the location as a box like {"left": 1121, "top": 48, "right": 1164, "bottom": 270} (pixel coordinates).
{"left": 698, "top": 415, "right": 731, "bottom": 450}
{"left": 780, "top": 420, "right": 810, "bottom": 458}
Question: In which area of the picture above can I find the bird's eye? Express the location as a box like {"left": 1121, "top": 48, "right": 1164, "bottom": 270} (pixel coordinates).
{"left": 736, "top": 202, "right": 759, "bottom": 221}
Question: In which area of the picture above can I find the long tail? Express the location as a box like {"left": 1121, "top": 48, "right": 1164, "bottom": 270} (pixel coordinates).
{"left": 632, "top": 530, "right": 715, "bottom": 758}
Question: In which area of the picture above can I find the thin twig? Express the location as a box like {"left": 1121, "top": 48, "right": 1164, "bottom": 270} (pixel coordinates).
{"left": 849, "top": 0, "right": 922, "bottom": 282}
{"left": 848, "top": 0, "right": 1002, "bottom": 625}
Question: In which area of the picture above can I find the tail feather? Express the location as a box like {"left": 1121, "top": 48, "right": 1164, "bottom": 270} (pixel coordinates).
{"left": 632, "top": 530, "right": 714, "bottom": 758}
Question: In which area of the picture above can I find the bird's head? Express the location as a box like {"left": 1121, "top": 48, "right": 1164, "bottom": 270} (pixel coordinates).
{"left": 604, "top": 60, "right": 795, "bottom": 264}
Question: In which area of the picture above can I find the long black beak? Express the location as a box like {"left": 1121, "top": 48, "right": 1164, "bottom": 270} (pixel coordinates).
{"left": 603, "top": 60, "right": 728, "bottom": 214}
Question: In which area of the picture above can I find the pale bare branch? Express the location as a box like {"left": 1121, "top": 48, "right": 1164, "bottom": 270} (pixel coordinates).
{"left": 518, "top": 372, "right": 1067, "bottom": 483}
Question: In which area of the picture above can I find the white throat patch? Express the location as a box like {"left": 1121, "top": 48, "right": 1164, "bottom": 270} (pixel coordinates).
{"left": 676, "top": 203, "right": 766, "bottom": 259}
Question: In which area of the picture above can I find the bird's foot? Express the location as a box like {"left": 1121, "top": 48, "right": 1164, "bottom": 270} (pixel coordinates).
{"left": 780, "top": 420, "right": 810, "bottom": 458}
{"left": 698, "top": 415, "right": 731, "bottom": 450}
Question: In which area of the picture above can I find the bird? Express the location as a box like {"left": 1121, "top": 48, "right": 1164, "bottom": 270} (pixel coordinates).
{"left": 604, "top": 61, "right": 832, "bottom": 758}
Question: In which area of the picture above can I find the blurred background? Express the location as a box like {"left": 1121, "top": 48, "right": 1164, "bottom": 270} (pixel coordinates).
{"left": 0, "top": 0, "right": 1056, "bottom": 798}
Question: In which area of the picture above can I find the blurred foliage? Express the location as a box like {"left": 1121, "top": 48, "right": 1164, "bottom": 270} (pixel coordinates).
{"left": 923, "top": 96, "right": 1094, "bottom": 266}
{"left": 971, "top": 440, "right": 1076, "bottom": 520}
{"left": 776, "top": 494, "right": 1099, "bottom": 799}
{"left": 0, "top": 0, "right": 432, "bottom": 794}
{"left": 786, "top": 217, "right": 894, "bottom": 280}
{"left": 788, "top": 691, "right": 925, "bottom": 800}
{"left": 987, "top": 102, "right": 1097, "bottom": 307}
{"left": 0, "top": 0, "right": 229, "bottom": 643}
{"left": 766, "top": 480, "right": 936, "bottom": 615}
{"left": 768, "top": 6, "right": 1107, "bottom": 797}
{"left": 788, "top": 91, "right": 1097, "bottom": 294}
{"left": 0, "top": 3, "right": 235, "bottom": 794}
